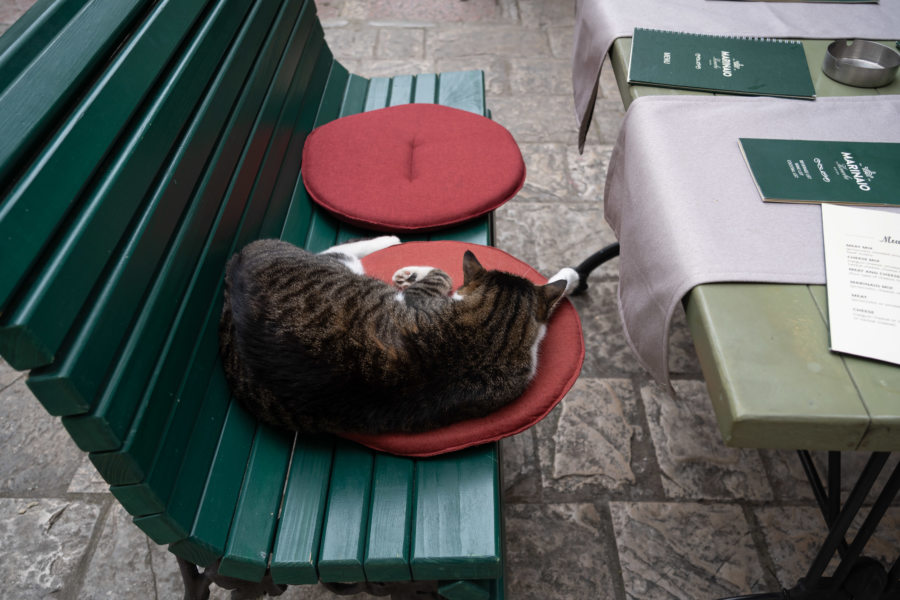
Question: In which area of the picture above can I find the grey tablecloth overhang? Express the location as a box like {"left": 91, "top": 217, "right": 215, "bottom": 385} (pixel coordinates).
{"left": 574, "top": 0, "right": 900, "bottom": 150}
{"left": 604, "top": 95, "right": 900, "bottom": 387}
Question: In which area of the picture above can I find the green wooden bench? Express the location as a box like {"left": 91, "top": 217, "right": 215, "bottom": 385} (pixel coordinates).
{"left": 0, "top": 0, "right": 505, "bottom": 598}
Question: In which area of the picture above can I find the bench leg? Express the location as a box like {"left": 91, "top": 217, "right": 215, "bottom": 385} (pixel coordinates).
{"left": 176, "top": 557, "right": 287, "bottom": 600}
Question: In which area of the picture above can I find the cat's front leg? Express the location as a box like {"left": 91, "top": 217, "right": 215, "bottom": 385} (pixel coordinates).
{"left": 323, "top": 235, "right": 401, "bottom": 259}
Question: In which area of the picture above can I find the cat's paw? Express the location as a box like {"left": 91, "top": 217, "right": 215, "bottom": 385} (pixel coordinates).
{"left": 392, "top": 266, "right": 435, "bottom": 289}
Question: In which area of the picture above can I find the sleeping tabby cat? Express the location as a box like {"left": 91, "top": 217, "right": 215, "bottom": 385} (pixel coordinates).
{"left": 219, "top": 236, "right": 579, "bottom": 435}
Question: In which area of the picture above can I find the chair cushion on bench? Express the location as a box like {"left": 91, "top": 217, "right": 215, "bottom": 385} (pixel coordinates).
{"left": 343, "top": 241, "right": 584, "bottom": 457}
{"left": 301, "top": 104, "right": 525, "bottom": 232}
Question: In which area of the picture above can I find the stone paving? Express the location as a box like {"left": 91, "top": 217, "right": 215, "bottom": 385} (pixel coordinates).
{"left": 1, "top": 1, "right": 898, "bottom": 599}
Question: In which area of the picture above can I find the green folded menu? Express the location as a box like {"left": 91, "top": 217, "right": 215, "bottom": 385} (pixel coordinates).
{"left": 739, "top": 138, "right": 900, "bottom": 206}
{"left": 627, "top": 28, "right": 816, "bottom": 98}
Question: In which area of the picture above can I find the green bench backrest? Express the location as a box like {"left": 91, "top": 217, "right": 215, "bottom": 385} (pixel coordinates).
{"left": 0, "top": 0, "right": 502, "bottom": 590}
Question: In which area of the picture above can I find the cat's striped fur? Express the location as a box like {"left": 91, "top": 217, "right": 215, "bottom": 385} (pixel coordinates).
{"left": 219, "top": 237, "right": 576, "bottom": 435}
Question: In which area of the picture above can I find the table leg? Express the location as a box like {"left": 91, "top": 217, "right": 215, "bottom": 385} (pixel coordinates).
{"left": 718, "top": 451, "right": 900, "bottom": 600}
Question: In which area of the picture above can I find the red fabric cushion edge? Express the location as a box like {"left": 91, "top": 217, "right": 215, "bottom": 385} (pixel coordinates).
{"left": 339, "top": 241, "right": 585, "bottom": 457}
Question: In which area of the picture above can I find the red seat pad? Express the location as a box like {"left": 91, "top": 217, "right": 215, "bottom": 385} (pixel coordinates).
{"left": 301, "top": 104, "right": 525, "bottom": 232}
{"left": 342, "top": 241, "right": 584, "bottom": 457}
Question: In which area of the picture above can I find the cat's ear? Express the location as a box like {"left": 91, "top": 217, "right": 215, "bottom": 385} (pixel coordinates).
{"left": 537, "top": 279, "right": 568, "bottom": 321}
{"left": 462, "top": 250, "right": 486, "bottom": 286}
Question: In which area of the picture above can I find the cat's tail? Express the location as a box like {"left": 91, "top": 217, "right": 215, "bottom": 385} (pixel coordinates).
{"left": 553, "top": 243, "right": 621, "bottom": 296}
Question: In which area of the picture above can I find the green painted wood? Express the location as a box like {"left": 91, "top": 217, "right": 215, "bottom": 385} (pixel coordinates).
{"left": 438, "top": 71, "right": 486, "bottom": 115}
{"left": 24, "top": 0, "right": 287, "bottom": 420}
{"left": 389, "top": 74, "right": 415, "bottom": 106}
{"left": 58, "top": 0, "right": 303, "bottom": 461}
{"left": 305, "top": 207, "right": 341, "bottom": 252}
{"left": 14, "top": 0, "right": 251, "bottom": 423}
{"left": 0, "top": 0, "right": 151, "bottom": 191}
{"left": 414, "top": 73, "right": 438, "bottom": 103}
{"left": 218, "top": 425, "right": 293, "bottom": 581}
{"left": 269, "top": 436, "right": 335, "bottom": 584}
{"left": 434, "top": 219, "right": 493, "bottom": 246}
{"left": 364, "top": 455, "right": 414, "bottom": 582}
{"left": 364, "top": 77, "right": 391, "bottom": 111}
{"left": 411, "top": 445, "right": 502, "bottom": 581}
{"left": 166, "top": 399, "right": 256, "bottom": 566}
{"left": 438, "top": 580, "right": 491, "bottom": 600}
{"left": 0, "top": 0, "right": 175, "bottom": 314}
{"left": 317, "top": 442, "right": 375, "bottom": 583}
{"left": 806, "top": 286, "right": 900, "bottom": 451}
{"left": 339, "top": 73, "right": 369, "bottom": 116}
{"left": 0, "top": 0, "right": 92, "bottom": 92}
{"left": 684, "top": 283, "right": 870, "bottom": 450}
{"left": 0, "top": 0, "right": 217, "bottom": 371}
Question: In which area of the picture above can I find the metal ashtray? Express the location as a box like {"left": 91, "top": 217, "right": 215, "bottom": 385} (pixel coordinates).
{"left": 822, "top": 39, "right": 900, "bottom": 88}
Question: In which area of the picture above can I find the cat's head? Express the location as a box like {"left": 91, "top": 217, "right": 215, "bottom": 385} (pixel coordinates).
{"left": 455, "top": 250, "right": 568, "bottom": 323}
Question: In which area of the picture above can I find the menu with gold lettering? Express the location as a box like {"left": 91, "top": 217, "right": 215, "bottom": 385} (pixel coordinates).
{"left": 822, "top": 203, "right": 900, "bottom": 366}
{"left": 627, "top": 28, "right": 815, "bottom": 98}
{"left": 740, "top": 138, "right": 900, "bottom": 207}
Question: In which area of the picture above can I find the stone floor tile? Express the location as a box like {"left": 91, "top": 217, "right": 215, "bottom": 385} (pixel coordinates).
{"left": 150, "top": 542, "right": 185, "bottom": 600}
{"left": 505, "top": 502, "right": 618, "bottom": 600}
{"left": 566, "top": 282, "right": 647, "bottom": 377}
{"left": 539, "top": 378, "right": 643, "bottom": 495}
{"left": 348, "top": 58, "right": 434, "bottom": 79}
{"left": 755, "top": 505, "right": 900, "bottom": 589}
{"left": 376, "top": 27, "right": 425, "bottom": 59}
{"left": 610, "top": 501, "right": 768, "bottom": 600}
{"left": 0, "top": 377, "right": 85, "bottom": 495}
{"left": 320, "top": 24, "right": 377, "bottom": 58}
{"left": 548, "top": 25, "right": 574, "bottom": 60}
{"left": 0, "top": 357, "right": 23, "bottom": 390}
{"left": 342, "top": 0, "right": 507, "bottom": 22}
{"left": 641, "top": 380, "right": 773, "bottom": 501}
{"left": 516, "top": 142, "right": 576, "bottom": 202}
{"left": 495, "top": 201, "right": 616, "bottom": 276}
{"left": 0, "top": 497, "right": 105, "bottom": 599}
{"left": 566, "top": 143, "right": 613, "bottom": 202}
{"left": 67, "top": 456, "right": 110, "bottom": 495}
{"left": 429, "top": 26, "right": 550, "bottom": 60}
{"left": 501, "top": 429, "right": 541, "bottom": 502}
{"left": 489, "top": 96, "right": 579, "bottom": 144}
{"left": 508, "top": 57, "right": 572, "bottom": 96}
{"left": 515, "top": 0, "right": 575, "bottom": 28}
{"left": 79, "top": 503, "right": 162, "bottom": 600}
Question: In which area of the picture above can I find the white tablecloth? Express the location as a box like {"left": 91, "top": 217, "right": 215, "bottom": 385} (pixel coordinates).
{"left": 574, "top": 0, "right": 900, "bottom": 149}
{"left": 604, "top": 95, "right": 900, "bottom": 386}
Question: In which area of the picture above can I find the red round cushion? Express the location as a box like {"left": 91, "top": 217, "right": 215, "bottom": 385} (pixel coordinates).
{"left": 301, "top": 104, "right": 525, "bottom": 232}
{"left": 341, "top": 241, "right": 584, "bottom": 457}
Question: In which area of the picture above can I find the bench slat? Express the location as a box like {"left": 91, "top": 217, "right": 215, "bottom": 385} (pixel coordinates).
{"left": 25, "top": 0, "right": 287, "bottom": 419}
{"left": 83, "top": 0, "right": 317, "bottom": 483}
{"left": 412, "top": 446, "right": 502, "bottom": 581}
{"left": 364, "top": 455, "right": 415, "bottom": 582}
{"left": 217, "top": 424, "right": 294, "bottom": 581}
{"left": 0, "top": 0, "right": 193, "bottom": 322}
{"left": 167, "top": 399, "right": 256, "bottom": 567}
{"left": 269, "top": 437, "right": 335, "bottom": 584}
{"left": 0, "top": 0, "right": 220, "bottom": 371}
{"left": 0, "top": 0, "right": 92, "bottom": 90}
{"left": 437, "top": 71, "right": 486, "bottom": 116}
{"left": 0, "top": 0, "right": 151, "bottom": 190}
{"left": 317, "top": 442, "right": 375, "bottom": 583}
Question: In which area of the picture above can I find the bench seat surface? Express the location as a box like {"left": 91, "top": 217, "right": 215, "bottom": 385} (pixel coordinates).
{"left": 0, "top": 0, "right": 503, "bottom": 593}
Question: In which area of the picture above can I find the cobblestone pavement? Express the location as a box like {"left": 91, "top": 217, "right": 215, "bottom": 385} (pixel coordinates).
{"left": 1, "top": 1, "right": 898, "bottom": 599}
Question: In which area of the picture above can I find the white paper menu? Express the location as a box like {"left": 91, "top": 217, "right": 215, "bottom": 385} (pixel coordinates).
{"left": 821, "top": 203, "right": 900, "bottom": 366}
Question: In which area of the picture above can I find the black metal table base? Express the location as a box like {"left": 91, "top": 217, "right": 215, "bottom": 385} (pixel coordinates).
{"left": 572, "top": 246, "right": 899, "bottom": 600}
{"left": 717, "top": 452, "right": 900, "bottom": 600}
